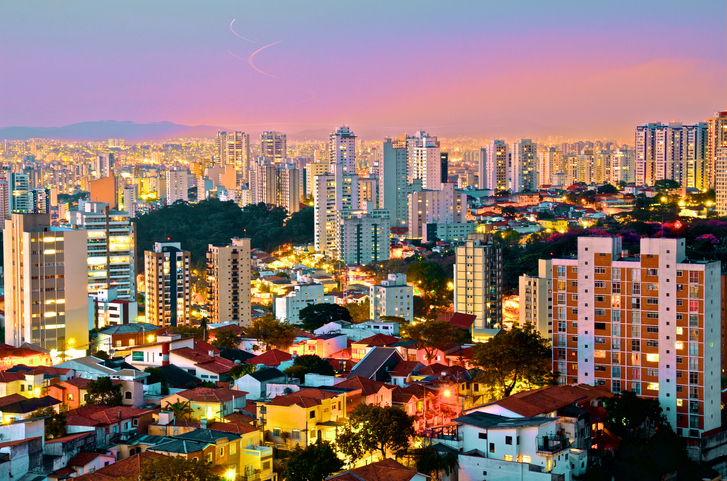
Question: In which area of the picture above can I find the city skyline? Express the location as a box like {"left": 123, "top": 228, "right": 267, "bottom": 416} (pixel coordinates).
{"left": 1, "top": 0, "right": 725, "bottom": 141}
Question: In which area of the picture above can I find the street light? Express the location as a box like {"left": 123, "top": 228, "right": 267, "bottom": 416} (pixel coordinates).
{"left": 225, "top": 469, "right": 236, "bottom": 481}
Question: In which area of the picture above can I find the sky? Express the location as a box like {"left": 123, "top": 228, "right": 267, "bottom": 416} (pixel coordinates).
{"left": 0, "top": 0, "right": 725, "bottom": 141}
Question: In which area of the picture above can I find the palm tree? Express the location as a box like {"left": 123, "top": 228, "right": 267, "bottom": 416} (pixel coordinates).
{"left": 164, "top": 400, "right": 194, "bottom": 421}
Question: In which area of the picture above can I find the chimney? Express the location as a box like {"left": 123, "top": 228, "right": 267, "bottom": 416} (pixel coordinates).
{"left": 117, "top": 410, "right": 122, "bottom": 419}
{"left": 201, "top": 418, "right": 208, "bottom": 430}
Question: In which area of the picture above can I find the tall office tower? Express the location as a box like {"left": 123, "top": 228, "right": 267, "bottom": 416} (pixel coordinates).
{"left": 685, "top": 123, "right": 709, "bottom": 190}
{"left": 635, "top": 122, "right": 708, "bottom": 187}
{"left": 715, "top": 148, "right": 727, "bottom": 215}
{"left": 68, "top": 200, "right": 136, "bottom": 301}
{"left": 4, "top": 213, "right": 88, "bottom": 352}
{"left": 537, "top": 147, "right": 563, "bottom": 187}
{"left": 610, "top": 148, "right": 636, "bottom": 184}
{"left": 708, "top": 112, "right": 727, "bottom": 189}
{"left": 378, "top": 138, "right": 409, "bottom": 227}
{"left": 481, "top": 140, "right": 509, "bottom": 191}
{"left": 206, "top": 238, "right": 251, "bottom": 326}
{"left": 166, "top": 170, "right": 189, "bottom": 204}
{"left": 564, "top": 153, "right": 579, "bottom": 186}
{"left": 8, "top": 173, "right": 31, "bottom": 214}
{"left": 122, "top": 184, "right": 139, "bottom": 218}
{"left": 216, "top": 131, "right": 251, "bottom": 175}
{"left": 476, "top": 147, "right": 487, "bottom": 189}
{"left": 408, "top": 183, "right": 467, "bottom": 238}
{"left": 370, "top": 273, "right": 413, "bottom": 323}
{"left": 440, "top": 152, "right": 449, "bottom": 183}
{"left": 454, "top": 233, "right": 503, "bottom": 341}
{"left": 407, "top": 131, "right": 442, "bottom": 190}
{"left": 304, "top": 162, "right": 329, "bottom": 198}
{"left": 261, "top": 131, "right": 287, "bottom": 163}
{"left": 95, "top": 153, "right": 114, "bottom": 179}
{"left": 249, "top": 160, "right": 276, "bottom": 205}
{"left": 314, "top": 169, "right": 360, "bottom": 256}
{"left": 519, "top": 264, "right": 553, "bottom": 341}
{"left": 546, "top": 237, "right": 720, "bottom": 438}
{"left": 510, "top": 139, "right": 537, "bottom": 192}
{"left": 335, "top": 209, "right": 390, "bottom": 265}
{"left": 0, "top": 175, "right": 8, "bottom": 220}
{"left": 277, "top": 166, "right": 300, "bottom": 215}
{"left": 144, "top": 242, "right": 191, "bottom": 327}
{"left": 329, "top": 126, "right": 356, "bottom": 174}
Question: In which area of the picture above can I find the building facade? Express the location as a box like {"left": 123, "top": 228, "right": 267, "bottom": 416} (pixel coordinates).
{"left": 144, "top": 242, "right": 191, "bottom": 327}
{"left": 370, "top": 274, "right": 413, "bottom": 323}
{"left": 207, "top": 238, "right": 252, "bottom": 326}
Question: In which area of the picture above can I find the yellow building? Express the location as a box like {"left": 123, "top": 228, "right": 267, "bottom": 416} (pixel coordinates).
{"left": 258, "top": 388, "right": 347, "bottom": 447}
{"left": 161, "top": 387, "right": 247, "bottom": 422}
{"left": 538, "top": 218, "right": 569, "bottom": 233}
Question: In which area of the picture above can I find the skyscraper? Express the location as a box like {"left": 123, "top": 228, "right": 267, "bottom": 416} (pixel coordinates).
{"left": 68, "top": 200, "right": 136, "bottom": 301}
{"left": 4, "top": 213, "right": 89, "bottom": 353}
{"left": 707, "top": 112, "right": 727, "bottom": 190}
{"left": 480, "top": 141, "right": 509, "bottom": 191}
{"left": 166, "top": 170, "right": 189, "bottom": 204}
{"left": 216, "top": 131, "right": 251, "bottom": 182}
{"left": 335, "top": 209, "right": 390, "bottom": 266}
{"left": 95, "top": 153, "right": 114, "bottom": 179}
{"left": 510, "top": 139, "right": 537, "bottom": 192}
{"left": 144, "top": 242, "right": 191, "bottom": 327}
{"left": 453, "top": 233, "right": 503, "bottom": 341}
{"left": 261, "top": 131, "right": 287, "bottom": 163}
{"left": 407, "top": 131, "right": 441, "bottom": 190}
{"left": 377, "top": 138, "right": 409, "bottom": 227}
{"left": 635, "top": 122, "right": 708, "bottom": 187}
{"left": 329, "top": 126, "right": 356, "bottom": 174}
{"left": 207, "top": 238, "right": 251, "bottom": 326}
{"left": 408, "top": 183, "right": 467, "bottom": 238}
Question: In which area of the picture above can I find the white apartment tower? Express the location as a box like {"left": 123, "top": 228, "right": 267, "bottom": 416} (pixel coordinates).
{"left": 216, "top": 131, "right": 251, "bottom": 181}
{"left": 547, "top": 237, "right": 720, "bottom": 438}
{"left": 68, "top": 200, "right": 136, "bottom": 301}
{"left": 378, "top": 138, "right": 410, "bottom": 227}
{"left": 407, "top": 183, "right": 467, "bottom": 238}
{"left": 453, "top": 233, "right": 503, "bottom": 341}
{"left": 510, "top": 139, "right": 537, "bottom": 192}
{"left": 335, "top": 209, "right": 390, "bottom": 266}
{"left": 166, "top": 170, "right": 189, "bottom": 204}
{"left": 144, "top": 242, "right": 191, "bottom": 327}
{"left": 519, "top": 261, "right": 553, "bottom": 342}
{"left": 329, "top": 126, "right": 356, "bottom": 174}
{"left": 370, "top": 273, "right": 413, "bottom": 323}
{"left": 407, "top": 131, "right": 442, "bottom": 190}
{"left": 480, "top": 140, "right": 509, "bottom": 192}
{"left": 95, "top": 153, "right": 114, "bottom": 179}
{"left": 4, "top": 213, "right": 89, "bottom": 353}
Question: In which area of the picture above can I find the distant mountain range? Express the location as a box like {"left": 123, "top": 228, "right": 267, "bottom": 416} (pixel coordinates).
{"left": 0, "top": 121, "right": 221, "bottom": 142}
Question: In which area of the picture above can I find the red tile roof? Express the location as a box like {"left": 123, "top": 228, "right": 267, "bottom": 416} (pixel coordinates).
{"left": 246, "top": 349, "right": 292, "bottom": 367}
{"left": 195, "top": 340, "right": 221, "bottom": 354}
{"left": 356, "top": 334, "right": 400, "bottom": 347}
{"left": 0, "top": 372, "right": 25, "bottom": 383}
{"left": 209, "top": 421, "right": 258, "bottom": 435}
{"left": 45, "top": 432, "right": 95, "bottom": 444}
{"left": 266, "top": 395, "right": 321, "bottom": 408}
{"left": 74, "top": 452, "right": 167, "bottom": 481}
{"left": 0, "top": 436, "right": 41, "bottom": 449}
{"left": 69, "top": 451, "right": 101, "bottom": 467}
{"left": 336, "top": 376, "right": 393, "bottom": 397}
{"left": 0, "top": 394, "right": 28, "bottom": 408}
{"left": 88, "top": 407, "right": 155, "bottom": 424}
{"left": 329, "top": 458, "right": 421, "bottom": 481}
{"left": 435, "top": 312, "right": 476, "bottom": 330}
{"left": 418, "top": 363, "right": 467, "bottom": 377}
{"left": 174, "top": 387, "right": 247, "bottom": 403}
{"left": 390, "top": 361, "right": 422, "bottom": 378}
{"left": 293, "top": 388, "right": 341, "bottom": 400}
{"left": 486, "top": 384, "right": 613, "bottom": 417}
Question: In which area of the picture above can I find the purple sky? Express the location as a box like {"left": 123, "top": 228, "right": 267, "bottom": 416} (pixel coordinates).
{"left": 0, "top": 0, "right": 725, "bottom": 141}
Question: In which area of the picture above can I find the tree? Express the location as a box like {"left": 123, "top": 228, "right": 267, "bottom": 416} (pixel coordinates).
{"left": 402, "top": 319, "right": 468, "bottom": 362}
{"left": 129, "top": 456, "right": 220, "bottom": 481}
{"left": 28, "top": 406, "right": 66, "bottom": 440}
{"left": 284, "top": 354, "right": 335, "bottom": 381}
{"left": 164, "top": 400, "right": 194, "bottom": 421}
{"left": 242, "top": 314, "right": 297, "bottom": 351}
{"left": 86, "top": 377, "right": 123, "bottom": 407}
{"left": 228, "top": 363, "right": 256, "bottom": 380}
{"left": 210, "top": 328, "right": 239, "bottom": 349}
{"left": 470, "top": 323, "right": 555, "bottom": 399}
{"left": 299, "top": 303, "right": 352, "bottom": 332}
{"left": 337, "top": 403, "right": 415, "bottom": 462}
{"left": 604, "top": 390, "right": 666, "bottom": 441}
{"left": 282, "top": 439, "right": 343, "bottom": 481}
{"left": 597, "top": 183, "right": 618, "bottom": 194}
{"left": 654, "top": 179, "right": 680, "bottom": 191}
{"left": 380, "top": 315, "right": 409, "bottom": 325}
{"left": 347, "top": 299, "right": 371, "bottom": 323}
{"left": 406, "top": 262, "right": 450, "bottom": 309}
{"left": 413, "top": 445, "right": 459, "bottom": 480}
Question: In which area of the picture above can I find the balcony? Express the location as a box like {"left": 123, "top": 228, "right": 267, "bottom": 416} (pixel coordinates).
{"left": 536, "top": 434, "right": 570, "bottom": 455}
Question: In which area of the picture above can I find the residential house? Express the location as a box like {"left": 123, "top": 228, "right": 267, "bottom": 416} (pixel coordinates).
{"left": 347, "top": 347, "right": 403, "bottom": 382}
{"left": 389, "top": 361, "right": 423, "bottom": 387}
{"left": 335, "top": 376, "right": 395, "bottom": 413}
{"left": 65, "top": 405, "right": 157, "bottom": 446}
{"left": 0, "top": 394, "right": 62, "bottom": 423}
{"left": 327, "top": 458, "right": 429, "bottom": 481}
{"left": 289, "top": 333, "right": 347, "bottom": 358}
{"left": 47, "top": 378, "right": 145, "bottom": 410}
{"left": 351, "top": 335, "right": 401, "bottom": 362}
{"left": 161, "top": 387, "right": 247, "bottom": 422}
{"left": 44, "top": 431, "right": 99, "bottom": 475}
{"left": 246, "top": 349, "right": 293, "bottom": 369}
{"left": 55, "top": 356, "right": 149, "bottom": 383}
{"left": 0, "top": 436, "right": 44, "bottom": 481}
{"left": 66, "top": 451, "right": 117, "bottom": 477}
{"left": 234, "top": 368, "right": 287, "bottom": 400}
{"left": 258, "top": 388, "right": 347, "bottom": 447}
{"left": 96, "top": 323, "right": 166, "bottom": 354}
{"left": 0, "top": 342, "right": 52, "bottom": 371}
{"left": 72, "top": 452, "right": 168, "bottom": 481}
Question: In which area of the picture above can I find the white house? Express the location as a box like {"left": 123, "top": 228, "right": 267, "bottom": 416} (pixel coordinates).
{"left": 234, "top": 368, "right": 287, "bottom": 400}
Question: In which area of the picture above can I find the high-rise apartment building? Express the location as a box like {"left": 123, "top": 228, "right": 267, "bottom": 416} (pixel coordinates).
{"left": 545, "top": 236, "right": 720, "bottom": 438}
{"left": 510, "top": 139, "right": 537, "bottom": 192}
{"left": 68, "top": 200, "right": 136, "bottom": 301}
{"left": 407, "top": 131, "right": 442, "bottom": 190}
{"left": 635, "top": 122, "right": 708, "bottom": 187}
{"left": 440, "top": 152, "right": 449, "bottom": 183}
{"left": 408, "top": 183, "right": 467, "bottom": 238}
{"left": 715, "top": 148, "right": 727, "bottom": 216}
{"left": 166, "top": 170, "right": 189, "bottom": 204}
{"left": 95, "top": 153, "right": 114, "bottom": 179}
{"left": 4, "top": 213, "right": 88, "bottom": 353}
{"left": 480, "top": 140, "right": 509, "bottom": 191}
{"left": 261, "top": 131, "right": 287, "bottom": 163}
{"left": 453, "top": 233, "right": 503, "bottom": 341}
{"left": 378, "top": 138, "right": 410, "bottom": 227}
{"left": 329, "top": 126, "right": 356, "bottom": 174}
{"left": 8, "top": 173, "right": 31, "bottom": 214}
{"left": 519, "top": 265, "right": 553, "bottom": 342}
{"left": 249, "top": 162, "right": 300, "bottom": 214}
{"left": 144, "top": 242, "right": 191, "bottom": 327}
{"left": 537, "top": 147, "right": 563, "bottom": 188}
{"left": 335, "top": 209, "right": 390, "bottom": 266}
{"left": 708, "top": 112, "right": 727, "bottom": 190}
{"left": 0, "top": 175, "right": 8, "bottom": 220}
{"left": 304, "top": 162, "right": 329, "bottom": 199}
{"left": 207, "top": 238, "right": 251, "bottom": 326}
{"left": 277, "top": 166, "right": 300, "bottom": 215}
{"left": 216, "top": 131, "right": 251, "bottom": 181}
{"left": 610, "top": 148, "right": 635, "bottom": 185}
{"left": 370, "top": 273, "right": 413, "bottom": 323}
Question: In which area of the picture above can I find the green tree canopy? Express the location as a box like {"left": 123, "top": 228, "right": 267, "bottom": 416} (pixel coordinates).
{"left": 299, "top": 303, "right": 352, "bottom": 332}
{"left": 228, "top": 363, "right": 256, "bottom": 380}
{"left": 604, "top": 390, "right": 666, "bottom": 441}
{"left": 210, "top": 328, "right": 239, "bottom": 349}
{"left": 470, "top": 323, "right": 555, "bottom": 399}
{"left": 401, "top": 319, "right": 469, "bottom": 362}
{"left": 144, "top": 367, "right": 169, "bottom": 395}
{"left": 598, "top": 183, "right": 619, "bottom": 194}
{"left": 347, "top": 298, "right": 371, "bottom": 323}
{"left": 124, "top": 456, "right": 221, "bottom": 481}
{"left": 242, "top": 314, "right": 297, "bottom": 351}
{"left": 28, "top": 406, "right": 66, "bottom": 440}
{"left": 86, "top": 377, "right": 123, "bottom": 407}
{"left": 336, "top": 403, "right": 415, "bottom": 462}
{"left": 654, "top": 179, "right": 680, "bottom": 191}
{"left": 164, "top": 400, "right": 194, "bottom": 421}
{"left": 282, "top": 439, "right": 343, "bottom": 481}
{"left": 284, "top": 354, "right": 335, "bottom": 381}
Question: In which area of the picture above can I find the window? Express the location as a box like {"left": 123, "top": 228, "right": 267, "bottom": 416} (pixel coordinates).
{"left": 478, "top": 432, "right": 487, "bottom": 439}
{"left": 230, "top": 443, "right": 236, "bottom": 454}
{"left": 646, "top": 326, "right": 659, "bottom": 333}
{"left": 273, "top": 428, "right": 281, "bottom": 437}
{"left": 647, "top": 383, "right": 659, "bottom": 391}
{"left": 489, "top": 443, "right": 495, "bottom": 453}
{"left": 125, "top": 391, "right": 132, "bottom": 400}
{"left": 689, "top": 271, "right": 699, "bottom": 283}
{"left": 263, "top": 461, "right": 271, "bottom": 471}
{"left": 595, "top": 281, "right": 606, "bottom": 288}
{"left": 690, "top": 372, "right": 699, "bottom": 384}
{"left": 646, "top": 297, "right": 658, "bottom": 305}
{"left": 292, "top": 430, "right": 301, "bottom": 440}
{"left": 557, "top": 266, "right": 566, "bottom": 277}
{"left": 632, "top": 283, "right": 641, "bottom": 295}
{"left": 595, "top": 322, "right": 606, "bottom": 330}
{"left": 132, "top": 352, "right": 144, "bottom": 361}
{"left": 595, "top": 267, "right": 606, "bottom": 274}
{"left": 310, "top": 410, "right": 315, "bottom": 419}
{"left": 646, "top": 312, "right": 659, "bottom": 319}
{"left": 133, "top": 419, "right": 139, "bottom": 426}
{"left": 631, "top": 340, "right": 640, "bottom": 352}
{"left": 220, "top": 447, "right": 224, "bottom": 457}
{"left": 68, "top": 394, "right": 74, "bottom": 401}
{"left": 504, "top": 455, "right": 513, "bottom": 461}
{"left": 646, "top": 354, "right": 659, "bottom": 362}
{"left": 612, "top": 380, "right": 621, "bottom": 393}
{"left": 647, "top": 269, "right": 658, "bottom": 277}
{"left": 632, "top": 298, "right": 641, "bottom": 309}
{"left": 595, "top": 296, "right": 606, "bottom": 302}
{"left": 506, "top": 436, "right": 512, "bottom": 445}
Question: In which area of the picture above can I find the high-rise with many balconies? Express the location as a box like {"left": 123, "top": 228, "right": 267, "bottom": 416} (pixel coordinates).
{"left": 207, "top": 238, "right": 251, "bottom": 326}
{"left": 144, "top": 242, "right": 191, "bottom": 327}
